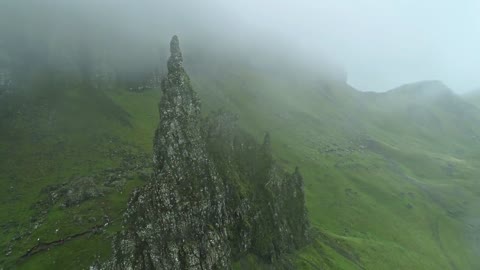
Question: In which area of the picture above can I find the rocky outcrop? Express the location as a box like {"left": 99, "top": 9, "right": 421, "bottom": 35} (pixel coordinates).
{"left": 103, "top": 36, "right": 308, "bottom": 270}
{"left": 0, "top": 68, "right": 12, "bottom": 95}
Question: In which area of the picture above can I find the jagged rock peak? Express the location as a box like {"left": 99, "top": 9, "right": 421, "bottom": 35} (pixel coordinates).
{"left": 263, "top": 132, "right": 271, "bottom": 147}
{"left": 154, "top": 35, "right": 202, "bottom": 174}
{"left": 262, "top": 132, "right": 272, "bottom": 156}
{"left": 102, "top": 36, "right": 309, "bottom": 270}
{"left": 160, "top": 35, "right": 196, "bottom": 103}
{"left": 167, "top": 35, "right": 184, "bottom": 75}
{"left": 295, "top": 166, "right": 301, "bottom": 175}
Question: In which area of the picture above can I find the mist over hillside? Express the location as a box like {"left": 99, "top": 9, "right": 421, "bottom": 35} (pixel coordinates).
{"left": 6, "top": 0, "right": 479, "bottom": 93}
{"left": 2, "top": 1, "right": 480, "bottom": 270}
{"left": 0, "top": 0, "right": 347, "bottom": 96}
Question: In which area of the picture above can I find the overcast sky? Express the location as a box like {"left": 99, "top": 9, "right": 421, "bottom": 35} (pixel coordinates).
{"left": 209, "top": 0, "right": 480, "bottom": 92}
{"left": 3, "top": 0, "right": 479, "bottom": 93}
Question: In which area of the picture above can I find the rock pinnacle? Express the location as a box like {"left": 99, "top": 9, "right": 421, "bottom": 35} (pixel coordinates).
{"left": 167, "top": 35, "right": 184, "bottom": 76}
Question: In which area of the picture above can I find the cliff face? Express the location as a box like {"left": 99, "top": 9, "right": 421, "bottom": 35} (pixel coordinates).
{"left": 104, "top": 36, "right": 308, "bottom": 270}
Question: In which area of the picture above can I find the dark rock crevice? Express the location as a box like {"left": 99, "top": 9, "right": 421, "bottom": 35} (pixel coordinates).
{"left": 19, "top": 224, "right": 105, "bottom": 262}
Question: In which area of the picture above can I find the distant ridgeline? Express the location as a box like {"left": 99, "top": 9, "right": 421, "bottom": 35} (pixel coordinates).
{"left": 101, "top": 36, "right": 309, "bottom": 269}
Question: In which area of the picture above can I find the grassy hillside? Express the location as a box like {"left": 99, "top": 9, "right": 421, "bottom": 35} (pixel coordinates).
{"left": 1, "top": 52, "right": 480, "bottom": 269}
{"left": 192, "top": 66, "right": 480, "bottom": 269}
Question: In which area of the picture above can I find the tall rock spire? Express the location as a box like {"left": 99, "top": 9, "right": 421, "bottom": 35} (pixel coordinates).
{"left": 105, "top": 36, "right": 230, "bottom": 269}
{"left": 161, "top": 35, "right": 192, "bottom": 91}
{"left": 154, "top": 36, "right": 201, "bottom": 174}
{"left": 103, "top": 36, "right": 309, "bottom": 270}
{"left": 167, "top": 35, "right": 183, "bottom": 75}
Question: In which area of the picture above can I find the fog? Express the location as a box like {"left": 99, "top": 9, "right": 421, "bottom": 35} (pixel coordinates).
{"left": 1, "top": 0, "right": 479, "bottom": 92}
{"left": 221, "top": 0, "right": 480, "bottom": 93}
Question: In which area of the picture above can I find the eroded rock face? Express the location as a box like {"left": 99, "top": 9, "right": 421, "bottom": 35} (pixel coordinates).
{"left": 104, "top": 36, "right": 308, "bottom": 270}
{"left": 205, "top": 112, "right": 310, "bottom": 263}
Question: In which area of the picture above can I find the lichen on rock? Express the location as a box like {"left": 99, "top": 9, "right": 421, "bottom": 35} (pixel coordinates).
{"left": 103, "top": 36, "right": 309, "bottom": 270}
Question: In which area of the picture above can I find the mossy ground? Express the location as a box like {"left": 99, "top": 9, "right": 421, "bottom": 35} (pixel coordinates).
{"left": 2, "top": 62, "right": 480, "bottom": 269}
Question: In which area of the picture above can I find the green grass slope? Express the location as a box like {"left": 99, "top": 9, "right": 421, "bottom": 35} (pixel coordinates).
{"left": 190, "top": 65, "right": 480, "bottom": 269}
{"left": 2, "top": 54, "right": 480, "bottom": 269}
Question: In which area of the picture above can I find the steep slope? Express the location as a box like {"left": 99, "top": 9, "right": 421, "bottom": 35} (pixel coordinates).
{"left": 464, "top": 88, "right": 480, "bottom": 108}
{"left": 187, "top": 67, "right": 480, "bottom": 269}
{"left": 366, "top": 81, "right": 480, "bottom": 151}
